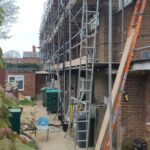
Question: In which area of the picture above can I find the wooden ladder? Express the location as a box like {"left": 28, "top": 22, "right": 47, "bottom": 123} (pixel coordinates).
{"left": 95, "top": 0, "right": 147, "bottom": 150}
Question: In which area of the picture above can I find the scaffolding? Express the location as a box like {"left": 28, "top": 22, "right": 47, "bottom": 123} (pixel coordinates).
{"left": 40, "top": 0, "right": 99, "bottom": 149}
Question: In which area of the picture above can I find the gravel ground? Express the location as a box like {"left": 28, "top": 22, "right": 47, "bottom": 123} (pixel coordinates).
{"left": 21, "top": 100, "right": 94, "bottom": 150}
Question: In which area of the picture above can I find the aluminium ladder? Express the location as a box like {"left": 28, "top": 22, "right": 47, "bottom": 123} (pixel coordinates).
{"left": 95, "top": 0, "right": 147, "bottom": 150}
{"left": 75, "top": 0, "right": 99, "bottom": 149}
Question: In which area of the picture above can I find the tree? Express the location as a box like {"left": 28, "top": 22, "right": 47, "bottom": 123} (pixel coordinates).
{"left": 0, "top": 0, "right": 19, "bottom": 39}
{"left": 4, "top": 50, "right": 20, "bottom": 58}
{"left": 0, "top": 47, "right": 4, "bottom": 69}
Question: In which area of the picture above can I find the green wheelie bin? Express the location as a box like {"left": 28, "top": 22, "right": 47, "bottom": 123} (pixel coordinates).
{"left": 41, "top": 87, "right": 48, "bottom": 107}
{"left": 45, "top": 89, "right": 61, "bottom": 113}
{"left": 9, "top": 108, "right": 22, "bottom": 134}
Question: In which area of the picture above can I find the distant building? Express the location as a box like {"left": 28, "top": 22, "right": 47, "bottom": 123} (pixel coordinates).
{"left": 4, "top": 46, "right": 40, "bottom": 64}
{"left": 23, "top": 46, "right": 39, "bottom": 58}
{"left": 4, "top": 46, "right": 47, "bottom": 98}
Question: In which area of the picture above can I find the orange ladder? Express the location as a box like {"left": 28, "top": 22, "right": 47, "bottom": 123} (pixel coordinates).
{"left": 105, "top": 0, "right": 147, "bottom": 150}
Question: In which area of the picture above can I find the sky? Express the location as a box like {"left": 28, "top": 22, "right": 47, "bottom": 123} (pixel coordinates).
{"left": 0, "top": 0, "right": 45, "bottom": 56}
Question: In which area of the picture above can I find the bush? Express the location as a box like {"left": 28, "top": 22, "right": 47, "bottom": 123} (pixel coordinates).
{"left": 6, "top": 63, "right": 40, "bottom": 70}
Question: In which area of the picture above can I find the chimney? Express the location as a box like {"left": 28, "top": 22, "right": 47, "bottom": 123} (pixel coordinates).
{"left": 32, "top": 45, "right": 36, "bottom": 52}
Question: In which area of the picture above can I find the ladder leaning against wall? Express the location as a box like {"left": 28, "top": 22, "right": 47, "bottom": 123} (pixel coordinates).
{"left": 95, "top": 0, "right": 147, "bottom": 150}
{"left": 74, "top": 0, "right": 99, "bottom": 149}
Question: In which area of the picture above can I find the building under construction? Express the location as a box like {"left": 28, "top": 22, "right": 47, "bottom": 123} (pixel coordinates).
{"left": 40, "top": 0, "right": 150, "bottom": 149}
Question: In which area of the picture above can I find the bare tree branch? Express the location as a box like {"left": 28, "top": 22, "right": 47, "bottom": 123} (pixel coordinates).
{"left": 0, "top": 0, "right": 19, "bottom": 39}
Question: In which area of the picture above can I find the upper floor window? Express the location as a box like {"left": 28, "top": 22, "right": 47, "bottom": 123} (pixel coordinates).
{"left": 119, "top": 0, "right": 132, "bottom": 9}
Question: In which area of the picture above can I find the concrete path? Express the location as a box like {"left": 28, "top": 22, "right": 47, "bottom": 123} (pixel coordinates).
{"left": 21, "top": 101, "right": 94, "bottom": 150}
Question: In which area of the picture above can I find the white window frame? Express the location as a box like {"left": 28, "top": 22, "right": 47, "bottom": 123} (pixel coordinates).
{"left": 119, "top": 0, "right": 132, "bottom": 10}
{"left": 8, "top": 75, "right": 24, "bottom": 91}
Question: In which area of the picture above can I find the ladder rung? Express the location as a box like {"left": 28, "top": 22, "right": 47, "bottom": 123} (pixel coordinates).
{"left": 77, "top": 130, "right": 88, "bottom": 133}
{"left": 135, "top": 12, "right": 144, "bottom": 16}
{"left": 85, "top": 10, "right": 96, "bottom": 13}
{"left": 80, "top": 89, "right": 92, "bottom": 92}
{"left": 82, "top": 46, "right": 94, "bottom": 49}
{"left": 81, "top": 57, "right": 93, "bottom": 60}
{"left": 78, "top": 120, "right": 89, "bottom": 123}
{"left": 80, "top": 68, "right": 92, "bottom": 71}
{"left": 82, "top": 100, "right": 91, "bottom": 103}
{"left": 83, "top": 22, "right": 93, "bottom": 25}
{"left": 77, "top": 140, "right": 88, "bottom": 142}
{"left": 80, "top": 79, "right": 92, "bottom": 82}
{"left": 78, "top": 110, "right": 90, "bottom": 113}
{"left": 83, "top": 34, "right": 94, "bottom": 38}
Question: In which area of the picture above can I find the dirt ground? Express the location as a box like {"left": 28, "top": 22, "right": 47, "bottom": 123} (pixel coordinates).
{"left": 21, "top": 100, "right": 94, "bottom": 150}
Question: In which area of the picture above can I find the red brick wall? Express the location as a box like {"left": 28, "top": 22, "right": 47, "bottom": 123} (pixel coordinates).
{"left": 113, "top": 5, "right": 133, "bottom": 63}
{"left": 96, "top": 0, "right": 119, "bottom": 62}
{"left": 117, "top": 74, "right": 146, "bottom": 149}
{"left": 96, "top": 1, "right": 150, "bottom": 63}
{"left": 22, "top": 58, "right": 40, "bottom": 64}
{"left": 0, "top": 69, "right": 5, "bottom": 87}
{"left": 144, "top": 74, "right": 150, "bottom": 149}
{"left": 113, "top": 1, "right": 150, "bottom": 62}
{"left": 6, "top": 72, "right": 35, "bottom": 97}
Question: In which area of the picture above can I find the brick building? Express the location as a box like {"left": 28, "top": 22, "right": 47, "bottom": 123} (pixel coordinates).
{"left": 5, "top": 47, "right": 48, "bottom": 98}
{"left": 40, "top": 0, "right": 150, "bottom": 149}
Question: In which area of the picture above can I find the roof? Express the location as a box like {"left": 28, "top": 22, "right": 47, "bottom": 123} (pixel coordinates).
{"left": 23, "top": 52, "right": 39, "bottom": 58}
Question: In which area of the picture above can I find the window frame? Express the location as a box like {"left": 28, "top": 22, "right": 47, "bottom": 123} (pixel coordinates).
{"left": 8, "top": 75, "right": 24, "bottom": 91}
{"left": 119, "top": 0, "right": 132, "bottom": 10}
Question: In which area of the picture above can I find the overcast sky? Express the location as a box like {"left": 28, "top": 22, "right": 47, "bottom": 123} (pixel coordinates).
{"left": 0, "top": 0, "right": 45, "bottom": 56}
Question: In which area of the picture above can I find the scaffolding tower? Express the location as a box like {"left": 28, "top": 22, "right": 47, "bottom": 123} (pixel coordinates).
{"left": 40, "top": 0, "right": 99, "bottom": 149}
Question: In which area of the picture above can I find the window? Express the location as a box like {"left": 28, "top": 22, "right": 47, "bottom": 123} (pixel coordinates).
{"left": 119, "top": 0, "right": 132, "bottom": 9}
{"left": 8, "top": 75, "right": 24, "bottom": 91}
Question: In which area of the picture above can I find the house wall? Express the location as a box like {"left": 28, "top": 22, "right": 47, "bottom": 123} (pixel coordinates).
{"left": 6, "top": 72, "right": 36, "bottom": 98}
{"left": 93, "top": 72, "right": 150, "bottom": 149}
{"left": 114, "top": 1, "right": 150, "bottom": 62}
{"left": 22, "top": 58, "right": 40, "bottom": 64}
{"left": 144, "top": 74, "right": 150, "bottom": 149}
{"left": 94, "top": 71, "right": 108, "bottom": 103}
{"left": 97, "top": 1, "right": 150, "bottom": 63}
{"left": 117, "top": 74, "right": 146, "bottom": 149}
{"left": 96, "top": 0, "right": 118, "bottom": 63}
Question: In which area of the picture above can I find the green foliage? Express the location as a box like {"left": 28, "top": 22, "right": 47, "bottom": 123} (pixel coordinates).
{"left": 0, "top": 47, "right": 5, "bottom": 69}
{"left": 0, "top": 7, "right": 4, "bottom": 26}
{"left": 0, "top": 108, "right": 11, "bottom": 128}
{"left": 0, "top": 90, "right": 18, "bottom": 109}
{"left": 15, "top": 142, "right": 35, "bottom": 150}
{"left": 6, "top": 63, "right": 40, "bottom": 70}
{"left": 0, "top": 0, "right": 19, "bottom": 39}
{"left": 0, "top": 132, "right": 35, "bottom": 150}
{"left": 0, "top": 90, "right": 19, "bottom": 128}
{"left": 0, "top": 90, "right": 36, "bottom": 149}
{"left": 0, "top": 136, "right": 16, "bottom": 150}
{"left": 26, "top": 141, "right": 35, "bottom": 148}
{"left": 19, "top": 99, "right": 36, "bottom": 106}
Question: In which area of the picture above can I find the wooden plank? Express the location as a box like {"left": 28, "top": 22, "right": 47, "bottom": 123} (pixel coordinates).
{"left": 95, "top": 29, "right": 135, "bottom": 150}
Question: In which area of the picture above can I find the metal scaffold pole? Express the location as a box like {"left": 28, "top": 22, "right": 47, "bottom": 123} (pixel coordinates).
{"left": 65, "top": 1, "right": 72, "bottom": 138}
{"left": 121, "top": 0, "right": 124, "bottom": 50}
{"left": 108, "top": 0, "right": 113, "bottom": 149}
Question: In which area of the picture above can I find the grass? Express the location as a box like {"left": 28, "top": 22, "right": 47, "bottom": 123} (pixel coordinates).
{"left": 26, "top": 141, "right": 35, "bottom": 148}
{"left": 19, "top": 99, "right": 36, "bottom": 106}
